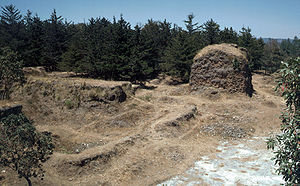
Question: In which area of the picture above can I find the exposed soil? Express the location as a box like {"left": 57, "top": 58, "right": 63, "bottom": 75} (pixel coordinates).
{"left": 0, "top": 72, "right": 284, "bottom": 186}
{"left": 159, "top": 137, "right": 284, "bottom": 185}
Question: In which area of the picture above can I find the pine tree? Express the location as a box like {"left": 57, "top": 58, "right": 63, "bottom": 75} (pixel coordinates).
{"left": 250, "top": 37, "right": 265, "bottom": 70}
{"left": 79, "top": 17, "right": 111, "bottom": 78}
{"left": 127, "top": 25, "right": 153, "bottom": 82}
{"left": 0, "top": 5, "right": 25, "bottom": 53}
{"left": 23, "top": 11, "right": 44, "bottom": 67}
{"left": 238, "top": 27, "right": 252, "bottom": 47}
{"left": 104, "top": 15, "right": 132, "bottom": 80}
{"left": 157, "top": 20, "right": 172, "bottom": 58}
{"left": 41, "top": 9, "right": 68, "bottom": 71}
{"left": 238, "top": 27, "right": 264, "bottom": 71}
{"left": 161, "top": 29, "right": 196, "bottom": 82}
{"left": 291, "top": 36, "right": 300, "bottom": 57}
{"left": 220, "top": 27, "right": 238, "bottom": 44}
{"left": 202, "top": 19, "right": 220, "bottom": 45}
{"left": 262, "top": 39, "right": 285, "bottom": 73}
{"left": 184, "top": 13, "right": 200, "bottom": 35}
{"left": 280, "top": 39, "right": 293, "bottom": 57}
{"left": 60, "top": 23, "right": 86, "bottom": 72}
{"left": 0, "top": 4, "right": 22, "bottom": 24}
{"left": 141, "top": 19, "right": 172, "bottom": 76}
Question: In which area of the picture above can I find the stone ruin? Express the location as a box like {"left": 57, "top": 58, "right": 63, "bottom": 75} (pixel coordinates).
{"left": 189, "top": 43, "right": 254, "bottom": 96}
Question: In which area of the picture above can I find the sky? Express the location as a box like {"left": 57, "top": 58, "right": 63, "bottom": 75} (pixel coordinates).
{"left": 1, "top": 0, "right": 299, "bottom": 39}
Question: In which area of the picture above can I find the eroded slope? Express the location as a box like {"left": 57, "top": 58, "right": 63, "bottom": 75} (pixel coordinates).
{"left": 0, "top": 72, "right": 284, "bottom": 186}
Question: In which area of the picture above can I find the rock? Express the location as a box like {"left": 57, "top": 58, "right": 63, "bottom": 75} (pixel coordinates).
{"left": 200, "top": 123, "right": 248, "bottom": 139}
{"left": 162, "top": 76, "right": 183, "bottom": 85}
{"left": 210, "top": 90, "right": 218, "bottom": 95}
{"left": 105, "top": 86, "right": 127, "bottom": 102}
{"left": 155, "top": 105, "right": 198, "bottom": 137}
{"left": 190, "top": 43, "right": 254, "bottom": 97}
{"left": 0, "top": 104, "right": 22, "bottom": 118}
{"left": 121, "top": 83, "right": 135, "bottom": 96}
{"left": 23, "top": 66, "right": 47, "bottom": 77}
{"left": 152, "top": 74, "right": 183, "bottom": 85}
{"left": 149, "top": 79, "right": 161, "bottom": 85}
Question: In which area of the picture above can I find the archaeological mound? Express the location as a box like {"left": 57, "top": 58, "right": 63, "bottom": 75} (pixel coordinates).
{"left": 189, "top": 43, "right": 253, "bottom": 96}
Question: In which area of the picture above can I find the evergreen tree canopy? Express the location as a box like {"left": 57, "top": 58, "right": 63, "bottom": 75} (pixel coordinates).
{"left": 23, "top": 11, "right": 44, "bottom": 67}
{"left": 0, "top": 5, "right": 297, "bottom": 82}
{"left": 184, "top": 13, "right": 200, "bottom": 34}
{"left": 202, "top": 18, "right": 220, "bottom": 45}
{"left": 0, "top": 4, "right": 22, "bottom": 24}
{"left": 238, "top": 27, "right": 265, "bottom": 70}
{"left": 41, "top": 9, "right": 69, "bottom": 71}
{"left": 161, "top": 29, "right": 197, "bottom": 82}
{"left": 0, "top": 5, "right": 25, "bottom": 53}
{"left": 262, "top": 39, "right": 285, "bottom": 73}
{"left": 220, "top": 27, "right": 238, "bottom": 44}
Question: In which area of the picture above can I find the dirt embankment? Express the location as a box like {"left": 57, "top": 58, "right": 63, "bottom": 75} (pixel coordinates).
{"left": 0, "top": 72, "right": 284, "bottom": 186}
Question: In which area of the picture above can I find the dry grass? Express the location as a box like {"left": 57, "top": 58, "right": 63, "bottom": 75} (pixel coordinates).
{"left": 0, "top": 72, "right": 284, "bottom": 186}
{"left": 194, "top": 43, "right": 247, "bottom": 61}
{"left": 30, "top": 75, "right": 130, "bottom": 88}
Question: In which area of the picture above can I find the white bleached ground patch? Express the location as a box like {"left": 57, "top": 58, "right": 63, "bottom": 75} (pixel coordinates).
{"left": 158, "top": 137, "right": 284, "bottom": 186}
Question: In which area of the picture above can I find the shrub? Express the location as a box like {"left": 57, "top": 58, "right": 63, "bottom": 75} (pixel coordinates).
{"left": 144, "top": 93, "right": 152, "bottom": 102}
{"left": 0, "top": 113, "right": 54, "bottom": 186}
{"left": 65, "top": 99, "right": 74, "bottom": 109}
{"left": 232, "top": 58, "right": 241, "bottom": 71}
{"left": 0, "top": 47, "right": 25, "bottom": 99}
{"left": 267, "top": 57, "right": 300, "bottom": 185}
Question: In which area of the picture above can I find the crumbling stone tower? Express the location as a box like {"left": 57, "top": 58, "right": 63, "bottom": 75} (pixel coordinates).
{"left": 189, "top": 43, "right": 253, "bottom": 96}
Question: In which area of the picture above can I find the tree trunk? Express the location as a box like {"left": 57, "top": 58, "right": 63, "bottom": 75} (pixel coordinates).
{"left": 25, "top": 177, "right": 32, "bottom": 186}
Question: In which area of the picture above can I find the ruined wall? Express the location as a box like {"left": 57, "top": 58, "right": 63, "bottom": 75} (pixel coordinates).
{"left": 189, "top": 43, "right": 253, "bottom": 96}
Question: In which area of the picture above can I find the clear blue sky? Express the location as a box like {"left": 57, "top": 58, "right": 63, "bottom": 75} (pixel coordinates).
{"left": 1, "top": 0, "right": 299, "bottom": 38}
